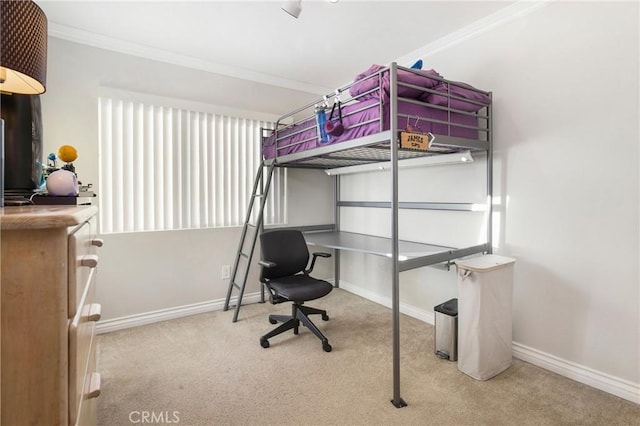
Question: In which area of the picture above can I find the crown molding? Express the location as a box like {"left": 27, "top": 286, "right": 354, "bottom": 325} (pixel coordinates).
{"left": 395, "top": 0, "right": 554, "bottom": 66}
{"left": 48, "top": 1, "right": 552, "bottom": 96}
{"left": 47, "top": 22, "right": 332, "bottom": 95}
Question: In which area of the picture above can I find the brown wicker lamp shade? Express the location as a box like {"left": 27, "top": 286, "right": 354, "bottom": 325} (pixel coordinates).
{"left": 0, "top": 0, "right": 48, "bottom": 94}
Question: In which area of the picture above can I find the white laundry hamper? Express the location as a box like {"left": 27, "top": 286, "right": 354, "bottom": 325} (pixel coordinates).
{"left": 455, "top": 254, "right": 515, "bottom": 380}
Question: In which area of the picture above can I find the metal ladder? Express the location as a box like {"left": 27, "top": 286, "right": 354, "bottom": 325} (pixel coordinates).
{"left": 223, "top": 160, "right": 276, "bottom": 322}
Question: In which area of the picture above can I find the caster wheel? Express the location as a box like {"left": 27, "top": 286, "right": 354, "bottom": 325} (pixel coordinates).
{"left": 260, "top": 338, "right": 270, "bottom": 348}
{"left": 269, "top": 318, "right": 277, "bottom": 324}
{"left": 322, "top": 313, "right": 329, "bottom": 321}
{"left": 323, "top": 342, "right": 332, "bottom": 352}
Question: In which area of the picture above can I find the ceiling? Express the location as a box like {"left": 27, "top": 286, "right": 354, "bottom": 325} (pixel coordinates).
{"left": 36, "top": 1, "right": 515, "bottom": 95}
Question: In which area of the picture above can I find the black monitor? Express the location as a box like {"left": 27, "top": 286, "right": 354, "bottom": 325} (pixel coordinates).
{"left": 0, "top": 93, "right": 43, "bottom": 203}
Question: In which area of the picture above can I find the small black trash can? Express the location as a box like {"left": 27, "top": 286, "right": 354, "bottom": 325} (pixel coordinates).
{"left": 434, "top": 298, "right": 458, "bottom": 361}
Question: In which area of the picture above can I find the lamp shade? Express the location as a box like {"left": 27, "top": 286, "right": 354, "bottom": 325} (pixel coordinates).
{"left": 0, "top": 0, "right": 48, "bottom": 94}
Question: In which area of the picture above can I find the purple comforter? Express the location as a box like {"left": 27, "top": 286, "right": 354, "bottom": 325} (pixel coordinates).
{"left": 263, "top": 99, "right": 480, "bottom": 160}
{"left": 262, "top": 65, "right": 490, "bottom": 160}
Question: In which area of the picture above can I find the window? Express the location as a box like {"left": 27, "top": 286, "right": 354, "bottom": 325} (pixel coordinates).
{"left": 98, "top": 92, "right": 286, "bottom": 234}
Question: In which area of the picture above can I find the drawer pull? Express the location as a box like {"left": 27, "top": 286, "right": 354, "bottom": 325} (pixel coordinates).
{"left": 87, "top": 303, "right": 102, "bottom": 322}
{"left": 91, "top": 238, "right": 104, "bottom": 247}
{"left": 87, "top": 372, "right": 101, "bottom": 399}
{"left": 81, "top": 255, "right": 98, "bottom": 268}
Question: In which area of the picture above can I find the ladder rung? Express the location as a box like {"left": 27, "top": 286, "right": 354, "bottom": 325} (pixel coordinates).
{"left": 225, "top": 162, "right": 274, "bottom": 322}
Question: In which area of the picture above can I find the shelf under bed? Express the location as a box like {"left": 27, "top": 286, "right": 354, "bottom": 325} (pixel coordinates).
{"left": 304, "top": 231, "right": 489, "bottom": 272}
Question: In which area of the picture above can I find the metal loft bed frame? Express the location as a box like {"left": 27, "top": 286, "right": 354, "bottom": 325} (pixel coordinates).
{"left": 224, "top": 62, "right": 493, "bottom": 408}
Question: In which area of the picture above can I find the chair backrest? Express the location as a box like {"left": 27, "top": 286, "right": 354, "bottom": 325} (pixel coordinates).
{"left": 260, "top": 229, "right": 309, "bottom": 280}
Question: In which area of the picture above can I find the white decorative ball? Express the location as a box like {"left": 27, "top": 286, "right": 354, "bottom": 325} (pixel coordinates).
{"left": 46, "top": 169, "right": 79, "bottom": 196}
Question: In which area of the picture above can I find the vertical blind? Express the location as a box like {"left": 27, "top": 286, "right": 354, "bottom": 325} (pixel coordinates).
{"left": 98, "top": 96, "right": 286, "bottom": 234}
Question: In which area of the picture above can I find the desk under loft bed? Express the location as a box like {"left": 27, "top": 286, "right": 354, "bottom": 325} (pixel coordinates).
{"left": 224, "top": 62, "right": 493, "bottom": 408}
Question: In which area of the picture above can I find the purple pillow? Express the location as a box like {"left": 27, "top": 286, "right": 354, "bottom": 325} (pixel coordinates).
{"left": 423, "top": 81, "right": 491, "bottom": 112}
{"left": 349, "top": 64, "right": 441, "bottom": 102}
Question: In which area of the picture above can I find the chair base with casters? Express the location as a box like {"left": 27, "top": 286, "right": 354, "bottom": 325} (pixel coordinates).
{"left": 258, "top": 229, "right": 333, "bottom": 353}
{"left": 260, "top": 300, "right": 332, "bottom": 352}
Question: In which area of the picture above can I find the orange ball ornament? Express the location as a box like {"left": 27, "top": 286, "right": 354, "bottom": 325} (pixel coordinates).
{"left": 58, "top": 145, "right": 78, "bottom": 163}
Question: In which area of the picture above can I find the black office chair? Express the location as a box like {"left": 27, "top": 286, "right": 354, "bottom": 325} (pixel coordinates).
{"left": 258, "top": 229, "right": 333, "bottom": 352}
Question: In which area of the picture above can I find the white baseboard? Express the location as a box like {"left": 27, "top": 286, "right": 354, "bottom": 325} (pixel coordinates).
{"left": 512, "top": 342, "right": 640, "bottom": 405}
{"left": 96, "top": 283, "right": 639, "bottom": 405}
{"left": 95, "top": 292, "right": 263, "bottom": 335}
{"left": 337, "top": 280, "right": 436, "bottom": 325}
{"left": 338, "top": 280, "right": 639, "bottom": 405}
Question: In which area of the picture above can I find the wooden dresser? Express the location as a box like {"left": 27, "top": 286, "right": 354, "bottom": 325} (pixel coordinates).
{"left": 1, "top": 205, "right": 102, "bottom": 425}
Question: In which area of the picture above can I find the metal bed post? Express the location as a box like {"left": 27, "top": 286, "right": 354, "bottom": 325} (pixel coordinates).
{"left": 334, "top": 175, "right": 341, "bottom": 288}
{"left": 486, "top": 97, "right": 494, "bottom": 254}
{"left": 389, "top": 62, "right": 406, "bottom": 408}
{"left": 259, "top": 162, "right": 266, "bottom": 303}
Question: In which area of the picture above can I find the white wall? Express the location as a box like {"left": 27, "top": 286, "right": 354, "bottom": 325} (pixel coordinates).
{"left": 340, "top": 1, "right": 640, "bottom": 392}
{"left": 41, "top": 39, "right": 334, "bottom": 320}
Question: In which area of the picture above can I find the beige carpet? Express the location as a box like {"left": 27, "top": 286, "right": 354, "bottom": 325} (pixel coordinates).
{"left": 97, "top": 289, "right": 640, "bottom": 425}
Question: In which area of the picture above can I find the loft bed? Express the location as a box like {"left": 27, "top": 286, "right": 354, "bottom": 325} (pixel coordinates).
{"left": 263, "top": 62, "right": 491, "bottom": 167}
{"left": 267, "top": 62, "right": 492, "bottom": 407}
{"left": 229, "top": 62, "right": 493, "bottom": 408}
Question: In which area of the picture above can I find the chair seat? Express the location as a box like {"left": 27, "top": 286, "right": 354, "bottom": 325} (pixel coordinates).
{"left": 268, "top": 275, "right": 333, "bottom": 302}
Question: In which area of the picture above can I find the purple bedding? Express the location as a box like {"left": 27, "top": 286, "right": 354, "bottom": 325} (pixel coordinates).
{"left": 349, "top": 64, "right": 441, "bottom": 103}
{"left": 263, "top": 99, "right": 480, "bottom": 160}
{"left": 263, "top": 65, "right": 489, "bottom": 160}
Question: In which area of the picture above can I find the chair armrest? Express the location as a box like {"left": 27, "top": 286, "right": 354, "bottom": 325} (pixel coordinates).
{"left": 259, "top": 260, "right": 277, "bottom": 268}
{"left": 306, "top": 252, "right": 332, "bottom": 274}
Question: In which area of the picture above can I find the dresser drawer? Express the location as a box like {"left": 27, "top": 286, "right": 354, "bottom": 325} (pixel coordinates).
{"left": 68, "top": 218, "right": 100, "bottom": 318}
{"left": 76, "top": 348, "right": 99, "bottom": 426}
{"left": 69, "top": 267, "right": 101, "bottom": 426}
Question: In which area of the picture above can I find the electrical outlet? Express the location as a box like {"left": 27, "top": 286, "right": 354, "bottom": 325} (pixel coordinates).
{"left": 221, "top": 265, "right": 231, "bottom": 279}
